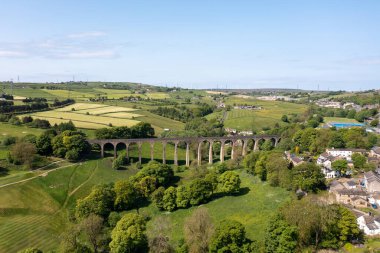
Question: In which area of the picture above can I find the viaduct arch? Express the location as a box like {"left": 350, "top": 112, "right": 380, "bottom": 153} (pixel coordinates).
{"left": 88, "top": 135, "right": 280, "bottom": 166}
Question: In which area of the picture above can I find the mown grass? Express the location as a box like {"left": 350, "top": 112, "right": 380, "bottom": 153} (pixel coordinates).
{"left": 324, "top": 117, "right": 360, "bottom": 123}
{"left": 0, "top": 159, "right": 137, "bottom": 252}
{"left": 0, "top": 123, "right": 45, "bottom": 142}
{"left": 216, "top": 97, "right": 307, "bottom": 131}
{"left": 138, "top": 171, "right": 291, "bottom": 248}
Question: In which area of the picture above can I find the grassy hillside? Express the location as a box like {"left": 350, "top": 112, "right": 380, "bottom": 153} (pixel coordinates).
{"left": 0, "top": 158, "right": 291, "bottom": 252}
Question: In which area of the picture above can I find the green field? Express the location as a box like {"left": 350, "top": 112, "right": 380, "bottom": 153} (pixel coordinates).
{"left": 0, "top": 158, "right": 291, "bottom": 252}
{"left": 324, "top": 117, "right": 360, "bottom": 123}
{"left": 209, "top": 96, "right": 307, "bottom": 131}
{"left": 20, "top": 102, "right": 184, "bottom": 133}
{"left": 0, "top": 123, "right": 46, "bottom": 142}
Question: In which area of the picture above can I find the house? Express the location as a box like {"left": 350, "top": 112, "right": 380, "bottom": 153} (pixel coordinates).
{"left": 370, "top": 147, "right": 380, "bottom": 158}
{"left": 364, "top": 171, "right": 380, "bottom": 193}
{"left": 329, "top": 180, "right": 345, "bottom": 193}
{"left": 351, "top": 196, "right": 368, "bottom": 208}
{"left": 344, "top": 180, "right": 357, "bottom": 189}
{"left": 334, "top": 189, "right": 367, "bottom": 206}
{"left": 285, "top": 151, "right": 304, "bottom": 166}
{"left": 326, "top": 148, "right": 367, "bottom": 160}
{"left": 368, "top": 192, "right": 380, "bottom": 206}
{"left": 322, "top": 167, "right": 339, "bottom": 178}
{"left": 357, "top": 215, "right": 380, "bottom": 235}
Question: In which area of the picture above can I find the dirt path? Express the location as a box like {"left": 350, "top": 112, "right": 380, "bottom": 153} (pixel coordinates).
{"left": 0, "top": 163, "right": 78, "bottom": 189}
{"left": 62, "top": 161, "right": 98, "bottom": 208}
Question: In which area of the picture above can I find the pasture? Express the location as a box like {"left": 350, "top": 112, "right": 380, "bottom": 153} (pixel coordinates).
{"left": 20, "top": 102, "right": 185, "bottom": 133}
{"left": 219, "top": 97, "right": 307, "bottom": 131}
{"left": 0, "top": 157, "right": 291, "bottom": 252}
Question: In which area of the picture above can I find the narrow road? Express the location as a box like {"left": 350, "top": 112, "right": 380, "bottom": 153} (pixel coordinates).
{"left": 0, "top": 163, "right": 79, "bottom": 189}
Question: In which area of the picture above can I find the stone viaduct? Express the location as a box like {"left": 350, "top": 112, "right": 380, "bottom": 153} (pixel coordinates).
{"left": 88, "top": 135, "right": 280, "bottom": 166}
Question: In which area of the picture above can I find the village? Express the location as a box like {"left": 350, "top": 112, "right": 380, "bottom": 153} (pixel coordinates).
{"left": 287, "top": 146, "right": 380, "bottom": 236}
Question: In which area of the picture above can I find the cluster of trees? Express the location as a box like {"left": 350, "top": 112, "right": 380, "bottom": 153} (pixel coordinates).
{"left": 2, "top": 115, "right": 51, "bottom": 129}
{"left": 22, "top": 97, "right": 47, "bottom": 103}
{"left": 333, "top": 92, "right": 380, "bottom": 106}
{"left": 0, "top": 101, "right": 48, "bottom": 114}
{"left": 265, "top": 197, "right": 361, "bottom": 252}
{"left": 272, "top": 125, "right": 378, "bottom": 155}
{"left": 243, "top": 151, "right": 326, "bottom": 192}
{"left": 94, "top": 122, "right": 155, "bottom": 139}
{"left": 33, "top": 122, "right": 90, "bottom": 161}
{"left": 152, "top": 170, "right": 241, "bottom": 212}
{"left": 75, "top": 161, "right": 175, "bottom": 219}
{"left": 50, "top": 98, "right": 75, "bottom": 107}
{"left": 310, "top": 105, "right": 378, "bottom": 122}
{"left": 150, "top": 103, "right": 215, "bottom": 122}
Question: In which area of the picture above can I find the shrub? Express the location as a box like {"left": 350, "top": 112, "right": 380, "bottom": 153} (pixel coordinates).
{"left": 2, "top": 136, "right": 17, "bottom": 146}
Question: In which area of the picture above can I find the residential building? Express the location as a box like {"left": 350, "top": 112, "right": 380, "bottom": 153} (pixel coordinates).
{"left": 326, "top": 148, "right": 367, "bottom": 160}
{"left": 357, "top": 215, "right": 380, "bottom": 235}
{"left": 334, "top": 189, "right": 367, "bottom": 206}
{"left": 370, "top": 147, "right": 380, "bottom": 158}
{"left": 364, "top": 171, "right": 380, "bottom": 193}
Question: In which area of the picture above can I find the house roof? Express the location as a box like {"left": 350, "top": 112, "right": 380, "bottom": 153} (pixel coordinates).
{"left": 346, "top": 180, "right": 357, "bottom": 187}
{"left": 327, "top": 148, "right": 367, "bottom": 152}
{"left": 372, "top": 147, "right": 380, "bottom": 155}
{"left": 365, "top": 171, "right": 380, "bottom": 184}
{"left": 336, "top": 189, "right": 367, "bottom": 196}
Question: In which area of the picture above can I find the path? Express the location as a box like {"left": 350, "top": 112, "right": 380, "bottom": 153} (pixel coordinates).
{"left": 62, "top": 161, "right": 98, "bottom": 208}
{"left": 0, "top": 163, "right": 79, "bottom": 189}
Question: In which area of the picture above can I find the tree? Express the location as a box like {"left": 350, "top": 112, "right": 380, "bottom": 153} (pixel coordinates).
{"left": 52, "top": 130, "right": 90, "bottom": 161}
{"left": 109, "top": 213, "right": 148, "bottom": 253}
{"left": 152, "top": 186, "right": 166, "bottom": 210}
{"left": 265, "top": 214, "right": 298, "bottom": 253}
{"left": 328, "top": 132, "right": 345, "bottom": 149}
{"left": 176, "top": 185, "right": 190, "bottom": 208}
{"left": 114, "top": 180, "right": 139, "bottom": 210}
{"left": 134, "top": 161, "right": 174, "bottom": 187}
{"left": 148, "top": 216, "right": 174, "bottom": 253}
{"left": 60, "top": 225, "right": 92, "bottom": 253}
{"left": 261, "top": 139, "right": 274, "bottom": 151}
{"left": 76, "top": 184, "right": 115, "bottom": 219}
{"left": 209, "top": 220, "right": 255, "bottom": 253}
{"left": 10, "top": 142, "right": 37, "bottom": 169}
{"left": 217, "top": 171, "right": 241, "bottom": 194}
{"left": 281, "top": 115, "right": 288, "bottom": 123}
{"left": 112, "top": 155, "right": 129, "bottom": 170}
{"left": 337, "top": 206, "right": 361, "bottom": 243}
{"left": 370, "top": 119, "right": 379, "bottom": 127}
{"left": 163, "top": 186, "right": 177, "bottom": 212}
{"left": 184, "top": 207, "right": 214, "bottom": 253}
{"left": 352, "top": 153, "right": 367, "bottom": 169}
{"left": 292, "top": 163, "right": 325, "bottom": 192}
{"left": 188, "top": 179, "right": 213, "bottom": 206}
{"left": 36, "top": 131, "right": 55, "bottom": 155}
{"left": 81, "top": 214, "right": 104, "bottom": 253}
{"left": 332, "top": 159, "right": 348, "bottom": 175}
{"left": 135, "top": 176, "right": 157, "bottom": 198}
{"left": 265, "top": 153, "right": 291, "bottom": 188}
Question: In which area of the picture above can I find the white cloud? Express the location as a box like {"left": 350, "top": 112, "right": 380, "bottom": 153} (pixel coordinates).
{"left": 64, "top": 50, "right": 117, "bottom": 59}
{"left": 0, "top": 31, "right": 122, "bottom": 59}
{"left": 67, "top": 31, "right": 107, "bottom": 39}
{"left": 0, "top": 50, "right": 27, "bottom": 57}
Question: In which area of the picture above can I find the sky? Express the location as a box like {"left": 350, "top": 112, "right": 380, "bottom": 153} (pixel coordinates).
{"left": 0, "top": 0, "right": 379, "bottom": 91}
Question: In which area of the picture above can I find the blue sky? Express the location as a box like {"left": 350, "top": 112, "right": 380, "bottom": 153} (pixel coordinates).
{"left": 0, "top": 0, "right": 379, "bottom": 90}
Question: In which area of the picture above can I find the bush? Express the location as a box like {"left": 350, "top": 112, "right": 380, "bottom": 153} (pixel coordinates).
{"left": 2, "top": 136, "right": 17, "bottom": 146}
{"left": 22, "top": 116, "right": 33, "bottom": 124}
{"left": 8, "top": 116, "right": 21, "bottom": 125}
{"left": 112, "top": 155, "right": 129, "bottom": 170}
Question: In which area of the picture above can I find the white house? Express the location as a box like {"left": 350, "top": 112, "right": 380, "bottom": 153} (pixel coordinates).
{"left": 321, "top": 167, "right": 339, "bottom": 178}
{"left": 326, "top": 148, "right": 366, "bottom": 160}
{"left": 357, "top": 215, "right": 380, "bottom": 235}
{"left": 368, "top": 192, "right": 380, "bottom": 206}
